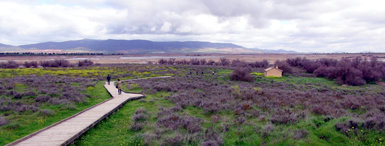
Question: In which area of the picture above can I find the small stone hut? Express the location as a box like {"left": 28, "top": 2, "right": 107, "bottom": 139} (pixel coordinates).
{"left": 264, "top": 66, "right": 283, "bottom": 77}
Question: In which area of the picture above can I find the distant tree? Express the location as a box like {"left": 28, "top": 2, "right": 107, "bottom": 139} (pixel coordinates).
{"left": 199, "top": 59, "right": 207, "bottom": 65}
{"left": 220, "top": 58, "right": 230, "bottom": 66}
{"left": 40, "top": 59, "right": 71, "bottom": 67}
{"left": 190, "top": 58, "right": 200, "bottom": 65}
{"left": 253, "top": 60, "right": 269, "bottom": 68}
{"left": 274, "top": 60, "right": 292, "bottom": 75}
{"left": 167, "top": 58, "right": 176, "bottom": 65}
{"left": 0, "top": 61, "right": 19, "bottom": 68}
{"left": 78, "top": 60, "right": 94, "bottom": 67}
{"left": 24, "top": 61, "right": 38, "bottom": 68}
{"left": 206, "top": 60, "right": 216, "bottom": 65}
{"left": 158, "top": 59, "right": 167, "bottom": 65}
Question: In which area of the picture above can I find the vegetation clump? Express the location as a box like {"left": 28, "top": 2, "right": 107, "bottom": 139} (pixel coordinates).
{"left": 287, "top": 57, "right": 385, "bottom": 85}
{"left": 229, "top": 67, "right": 255, "bottom": 82}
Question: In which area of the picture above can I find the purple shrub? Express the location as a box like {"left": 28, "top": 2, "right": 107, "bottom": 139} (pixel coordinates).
{"left": 201, "top": 140, "right": 220, "bottom": 146}
{"left": 261, "top": 123, "right": 275, "bottom": 138}
{"left": 296, "top": 57, "right": 385, "bottom": 85}
{"left": 271, "top": 109, "right": 300, "bottom": 124}
{"left": 23, "top": 91, "right": 37, "bottom": 97}
{"left": 229, "top": 67, "right": 254, "bottom": 82}
{"left": 253, "top": 60, "right": 269, "bottom": 68}
{"left": 157, "top": 114, "right": 183, "bottom": 130}
{"left": 158, "top": 58, "right": 167, "bottom": 64}
{"left": 231, "top": 59, "right": 248, "bottom": 67}
{"left": 183, "top": 116, "right": 202, "bottom": 133}
{"left": 275, "top": 60, "right": 293, "bottom": 74}
{"left": 156, "top": 109, "right": 202, "bottom": 134}
{"left": 39, "top": 109, "right": 55, "bottom": 116}
{"left": 40, "top": 59, "right": 71, "bottom": 67}
{"left": 207, "top": 60, "right": 216, "bottom": 65}
{"left": 133, "top": 113, "right": 148, "bottom": 122}
{"left": 23, "top": 61, "right": 38, "bottom": 68}
{"left": 35, "top": 95, "right": 50, "bottom": 103}
{"left": 13, "top": 92, "right": 24, "bottom": 99}
{"left": 219, "top": 58, "right": 230, "bottom": 66}
{"left": 165, "top": 134, "right": 183, "bottom": 146}
{"left": 78, "top": 60, "right": 94, "bottom": 67}
{"left": 190, "top": 58, "right": 200, "bottom": 65}
{"left": 293, "top": 129, "right": 309, "bottom": 139}
{"left": 0, "top": 61, "right": 19, "bottom": 68}
{"left": 167, "top": 58, "right": 176, "bottom": 65}
{"left": 130, "top": 122, "right": 145, "bottom": 131}
{"left": 131, "top": 108, "right": 149, "bottom": 131}
{"left": 335, "top": 119, "right": 362, "bottom": 135}
{"left": 204, "top": 127, "right": 223, "bottom": 145}
{"left": 0, "top": 116, "right": 8, "bottom": 127}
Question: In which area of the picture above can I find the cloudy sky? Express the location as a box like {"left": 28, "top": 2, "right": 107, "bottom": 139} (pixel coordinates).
{"left": 0, "top": 0, "right": 384, "bottom": 52}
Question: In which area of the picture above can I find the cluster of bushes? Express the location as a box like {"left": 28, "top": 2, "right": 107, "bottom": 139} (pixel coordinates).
{"left": 130, "top": 108, "right": 149, "bottom": 131}
{"left": 0, "top": 59, "right": 94, "bottom": 68}
{"left": 0, "top": 116, "right": 8, "bottom": 127}
{"left": 335, "top": 112, "right": 385, "bottom": 136}
{"left": 229, "top": 67, "right": 255, "bottom": 82}
{"left": 0, "top": 61, "right": 19, "bottom": 68}
{"left": 158, "top": 58, "right": 269, "bottom": 68}
{"left": 286, "top": 57, "right": 385, "bottom": 85}
{"left": 142, "top": 106, "right": 221, "bottom": 145}
{"left": 0, "top": 75, "right": 96, "bottom": 127}
{"left": 40, "top": 60, "right": 72, "bottom": 67}
{"left": 133, "top": 72, "right": 385, "bottom": 129}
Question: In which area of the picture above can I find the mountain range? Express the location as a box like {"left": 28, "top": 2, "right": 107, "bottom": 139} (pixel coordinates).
{"left": 0, "top": 39, "right": 296, "bottom": 54}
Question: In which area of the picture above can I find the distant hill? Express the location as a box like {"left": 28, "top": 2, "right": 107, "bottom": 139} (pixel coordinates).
{"left": 0, "top": 39, "right": 296, "bottom": 54}
{"left": 0, "top": 43, "right": 14, "bottom": 48}
{"left": 15, "top": 39, "right": 255, "bottom": 54}
{"left": 0, "top": 43, "right": 26, "bottom": 52}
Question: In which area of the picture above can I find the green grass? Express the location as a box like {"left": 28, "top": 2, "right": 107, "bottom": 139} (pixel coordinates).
{"left": 73, "top": 92, "right": 172, "bottom": 145}
{"left": 0, "top": 81, "right": 111, "bottom": 145}
{"left": 252, "top": 72, "right": 384, "bottom": 92}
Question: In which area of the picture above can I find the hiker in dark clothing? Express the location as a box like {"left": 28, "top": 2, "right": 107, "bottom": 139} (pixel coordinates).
{"left": 117, "top": 78, "right": 122, "bottom": 95}
{"left": 107, "top": 74, "right": 111, "bottom": 85}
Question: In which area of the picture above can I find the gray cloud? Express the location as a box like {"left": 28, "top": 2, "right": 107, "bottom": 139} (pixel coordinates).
{"left": 0, "top": 0, "right": 384, "bottom": 52}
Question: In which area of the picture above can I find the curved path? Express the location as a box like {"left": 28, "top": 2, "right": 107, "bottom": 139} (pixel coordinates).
{"left": 7, "top": 82, "right": 143, "bottom": 146}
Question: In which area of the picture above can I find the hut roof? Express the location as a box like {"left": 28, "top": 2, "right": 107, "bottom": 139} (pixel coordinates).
{"left": 264, "top": 66, "right": 283, "bottom": 72}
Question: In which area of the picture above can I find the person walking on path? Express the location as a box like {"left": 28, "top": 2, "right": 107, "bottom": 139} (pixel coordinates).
{"left": 107, "top": 74, "right": 111, "bottom": 85}
{"left": 117, "top": 78, "right": 122, "bottom": 95}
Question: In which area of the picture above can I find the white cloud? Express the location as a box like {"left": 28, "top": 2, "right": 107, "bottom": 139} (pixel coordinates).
{"left": 0, "top": 0, "right": 384, "bottom": 52}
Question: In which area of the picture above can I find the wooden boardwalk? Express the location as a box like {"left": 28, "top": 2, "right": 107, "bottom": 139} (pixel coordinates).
{"left": 7, "top": 82, "right": 143, "bottom": 146}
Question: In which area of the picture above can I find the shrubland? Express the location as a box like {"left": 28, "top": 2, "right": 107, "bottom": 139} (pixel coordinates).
{"left": 0, "top": 64, "right": 179, "bottom": 145}
{"left": 286, "top": 57, "right": 385, "bottom": 85}
{"left": 75, "top": 63, "right": 385, "bottom": 145}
